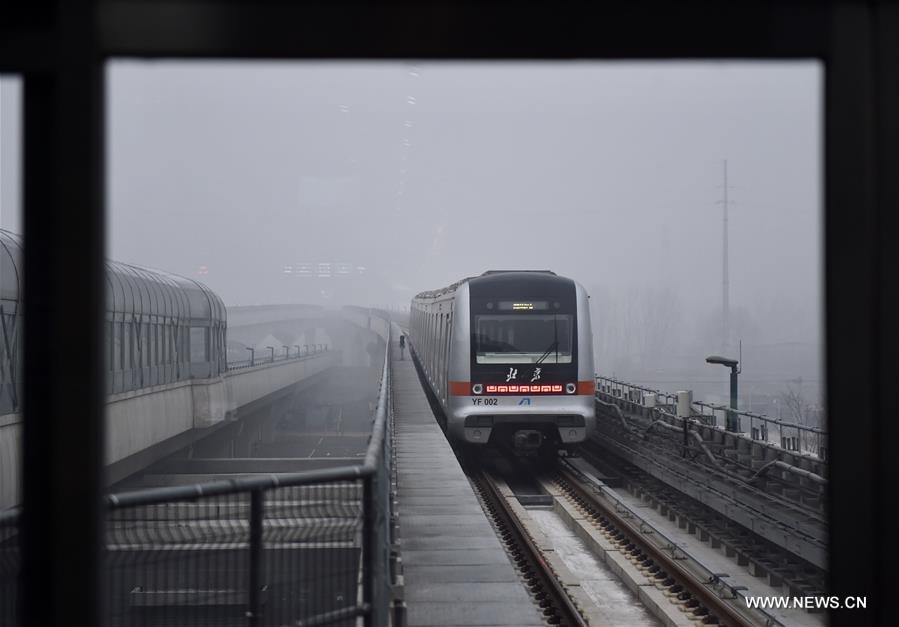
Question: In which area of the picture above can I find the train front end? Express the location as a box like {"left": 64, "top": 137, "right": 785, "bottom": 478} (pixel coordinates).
{"left": 446, "top": 272, "right": 595, "bottom": 453}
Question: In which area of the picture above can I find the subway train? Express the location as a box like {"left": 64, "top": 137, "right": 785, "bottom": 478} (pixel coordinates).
{"left": 409, "top": 271, "right": 596, "bottom": 453}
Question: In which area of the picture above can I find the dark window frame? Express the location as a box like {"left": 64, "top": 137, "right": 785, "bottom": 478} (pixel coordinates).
{"left": 3, "top": 2, "right": 896, "bottom": 625}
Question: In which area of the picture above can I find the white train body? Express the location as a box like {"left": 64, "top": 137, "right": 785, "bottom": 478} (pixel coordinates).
{"left": 409, "top": 271, "right": 595, "bottom": 450}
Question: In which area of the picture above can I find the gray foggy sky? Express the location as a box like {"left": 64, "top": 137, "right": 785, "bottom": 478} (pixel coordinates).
{"left": 1, "top": 62, "right": 821, "bottom": 375}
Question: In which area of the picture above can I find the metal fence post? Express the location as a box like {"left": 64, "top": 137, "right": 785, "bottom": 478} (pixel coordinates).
{"left": 362, "top": 474, "right": 375, "bottom": 627}
{"left": 376, "top": 427, "right": 392, "bottom": 627}
{"left": 248, "top": 489, "right": 264, "bottom": 627}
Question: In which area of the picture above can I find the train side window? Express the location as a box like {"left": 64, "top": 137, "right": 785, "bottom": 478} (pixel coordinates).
{"left": 443, "top": 315, "right": 451, "bottom": 397}
{"left": 432, "top": 313, "right": 438, "bottom": 384}
{"left": 438, "top": 313, "right": 445, "bottom": 391}
{"left": 432, "top": 312, "right": 438, "bottom": 376}
{"left": 436, "top": 312, "right": 441, "bottom": 378}
{"left": 436, "top": 313, "right": 443, "bottom": 382}
{"left": 428, "top": 312, "right": 434, "bottom": 372}
{"left": 427, "top": 312, "right": 432, "bottom": 373}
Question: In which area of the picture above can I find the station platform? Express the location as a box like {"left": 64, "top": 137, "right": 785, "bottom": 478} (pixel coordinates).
{"left": 391, "top": 338, "right": 543, "bottom": 626}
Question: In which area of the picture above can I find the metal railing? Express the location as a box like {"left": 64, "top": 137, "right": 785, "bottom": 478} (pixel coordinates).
{"left": 0, "top": 508, "right": 18, "bottom": 627}
{"left": 596, "top": 376, "right": 680, "bottom": 408}
{"left": 1, "top": 328, "right": 392, "bottom": 627}
{"left": 227, "top": 343, "right": 331, "bottom": 371}
{"left": 691, "top": 398, "right": 826, "bottom": 457}
{"left": 596, "top": 375, "right": 828, "bottom": 460}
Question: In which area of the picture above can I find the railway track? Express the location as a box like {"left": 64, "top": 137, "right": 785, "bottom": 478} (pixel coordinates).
{"left": 580, "top": 438, "right": 828, "bottom": 601}
{"left": 590, "top": 400, "right": 828, "bottom": 575}
{"left": 552, "top": 459, "right": 782, "bottom": 626}
{"left": 463, "top": 453, "right": 785, "bottom": 627}
{"left": 466, "top": 463, "right": 587, "bottom": 627}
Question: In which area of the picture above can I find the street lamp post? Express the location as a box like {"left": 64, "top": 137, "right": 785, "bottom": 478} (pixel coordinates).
{"left": 706, "top": 355, "right": 741, "bottom": 432}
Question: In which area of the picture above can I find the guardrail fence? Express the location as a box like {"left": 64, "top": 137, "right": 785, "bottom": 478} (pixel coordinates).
{"left": 596, "top": 375, "right": 827, "bottom": 461}
{"left": 1, "top": 322, "right": 393, "bottom": 627}
{"left": 227, "top": 343, "right": 331, "bottom": 371}
{"left": 106, "top": 476, "right": 367, "bottom": 627}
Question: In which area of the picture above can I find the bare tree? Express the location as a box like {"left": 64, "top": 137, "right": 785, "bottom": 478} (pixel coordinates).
{"left": 781, "top": 382, "right": 808, "bottom": 423}
{"left": 589, "top": 284, "right": 683, "bottom": 378}
{"left": 780, "top": 380, "right": 822, "bottom": 455}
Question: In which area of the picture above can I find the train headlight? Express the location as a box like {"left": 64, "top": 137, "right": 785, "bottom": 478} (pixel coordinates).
{"left": 565, "top": 382, "right": 577, "bottom": 394}
{"left": 472, "top": 383, "right": 483, "bottom": 395}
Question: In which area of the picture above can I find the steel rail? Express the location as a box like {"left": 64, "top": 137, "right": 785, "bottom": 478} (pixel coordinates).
{"left": 470, "top": 466, "right": 588, "bottom": 627}
{"left": 557, "top": 459, "right": 782, "bottom": 627}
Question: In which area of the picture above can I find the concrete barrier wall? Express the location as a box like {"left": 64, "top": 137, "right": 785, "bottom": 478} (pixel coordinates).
{"left": 226, "top": 351, "right": 339, "bottom": 410}
{"left": 105, "top": 381, "right": 196, "bottom": 467}
{"left": 105, "top": 351, "right": 340, "bottom": 470}
{"left": 2, "top": 390, "right": 200, "bottom": 508}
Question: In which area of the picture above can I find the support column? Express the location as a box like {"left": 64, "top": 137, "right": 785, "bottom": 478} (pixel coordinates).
{"left": 20, "top": 4, "right": 105, "bottom": 626}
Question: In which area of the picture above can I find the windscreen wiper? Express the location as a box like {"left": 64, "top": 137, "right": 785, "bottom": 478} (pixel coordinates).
{"left": 536, "top": 314, "right": 560, "bottom": 364}
{"left": 535, "top": 340, "right": 559, "bottom": 364}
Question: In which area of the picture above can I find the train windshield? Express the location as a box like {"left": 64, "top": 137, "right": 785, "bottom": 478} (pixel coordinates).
{"left": 474, "top": 314, "right": 572, "bottom": 364}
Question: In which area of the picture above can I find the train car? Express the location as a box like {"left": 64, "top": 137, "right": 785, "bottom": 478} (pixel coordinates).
{"left": 409, "top": 270, "right": 595, "bottom": 453}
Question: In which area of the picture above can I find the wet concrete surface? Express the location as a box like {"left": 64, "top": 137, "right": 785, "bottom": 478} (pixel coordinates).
{"left": 529, "top": 507, "right": 661, "bottom": 626}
